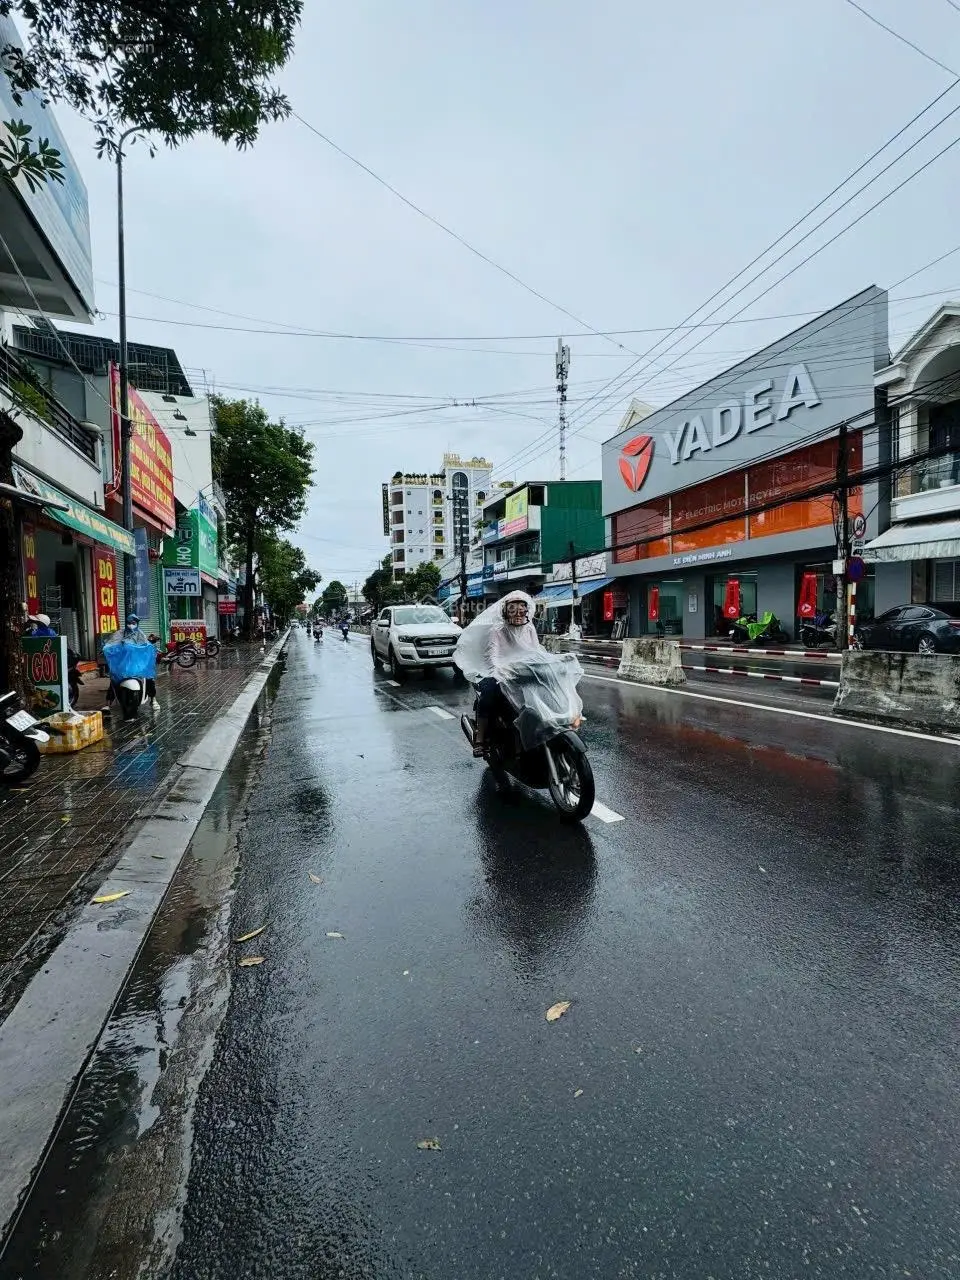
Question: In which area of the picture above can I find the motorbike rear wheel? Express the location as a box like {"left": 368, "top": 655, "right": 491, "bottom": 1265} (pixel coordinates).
{"left": 1, "top": 735, "right": 41, "bottom": 784}
{"left": 176, "top": 647, "right": 197, "bottom": 668}
{"left": 546, "top": 738, "right": 595, "bottom": 822}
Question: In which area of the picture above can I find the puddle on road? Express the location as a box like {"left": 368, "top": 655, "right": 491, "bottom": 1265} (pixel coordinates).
{"left": 0, "top": 680, "right": 280, "bottom": 1280}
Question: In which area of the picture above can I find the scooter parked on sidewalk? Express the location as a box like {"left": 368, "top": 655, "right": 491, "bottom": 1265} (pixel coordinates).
{"left": 798, "top": 611, "right": 838, "bottom": 649}
{"left": 150, "top": 635, "right": 198, "bottom": 669}
{"left": 0, "top": 690, "right": 52, "bottom": 784}
{"left": 103, "top": 634, "right": 158, "bottom": 720}
{"left": 730, "top": 611, "right": 791, "bottom": 645}
{"left": 459, "top": 651, "right": 595, "bottom": 823}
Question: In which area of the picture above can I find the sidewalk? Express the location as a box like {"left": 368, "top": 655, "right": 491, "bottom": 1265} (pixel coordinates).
{"left": 0, "top": 642, "right": 278, "bottom": 1021}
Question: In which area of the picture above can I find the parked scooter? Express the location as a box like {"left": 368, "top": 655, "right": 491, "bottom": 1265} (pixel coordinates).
{"left": 150, "top": 636, "right": 198, "bottom": 669}
{"left": 730, "top": 611, "right": 791, "bottom": 645}
{"left": 103, "top": 634, "right": 158, "bottom": 720}
{"left": 459, "top": 651, "right": 595, "bottom": 822}
{"left": 798, "top": 611, "right": 838, "bottom": 649}
{"left": 0, "top": 690, "right": 52, "bottom": 784}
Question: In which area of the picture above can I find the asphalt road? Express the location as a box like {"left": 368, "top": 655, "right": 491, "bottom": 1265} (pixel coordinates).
{"left": 5, "top": 629, "right": 960, "bottom": 1279}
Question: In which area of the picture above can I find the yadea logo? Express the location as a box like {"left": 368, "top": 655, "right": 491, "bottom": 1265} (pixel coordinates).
{"left": 618, "top": 435, "right": 654, "bottom": 492}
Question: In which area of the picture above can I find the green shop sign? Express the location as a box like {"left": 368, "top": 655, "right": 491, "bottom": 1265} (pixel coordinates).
{"left": 163, "top": 499, "right": 218, "bottom": 578}
{"left": 12, "top": 464, "right": 135, "bottom": 557}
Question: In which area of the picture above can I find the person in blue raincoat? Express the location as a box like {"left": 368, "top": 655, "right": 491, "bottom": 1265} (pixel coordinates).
{"left": 101, "top": 614, "right": 160, "bottom": 712}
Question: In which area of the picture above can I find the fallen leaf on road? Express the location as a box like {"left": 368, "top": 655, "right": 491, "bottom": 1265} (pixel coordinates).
{"left": 573, "top": 1088, "right": 584, "bottom": 1098}
{"left": 234, "top": 925, "right": 267, "bottom": 943}
{"left": 308, "top": 873, "right": 323, "bottom": 884}
{"left": 326, "top": 931, "right": 344, "bottom": 939}
{"left": 546, "top": 1001, "right": 571, "bottom": 1022}
{"left": 150, "top": 854, "right": 165, "bottom": 860}
{"left": 416, "top": 1138, "right": 441, "bottom": 1151}
{"left": 61, "top": 815, "right": 71, "bottom": 823}
{"left": 238, "top": 956, "right": 265, "bottom": 967}
{"left": 92, "top": 890, "right": 131, "bottom": 904}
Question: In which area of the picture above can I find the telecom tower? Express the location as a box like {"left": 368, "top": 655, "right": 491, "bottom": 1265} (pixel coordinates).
{"left": 556, "top": 339, "right": 571, "bottom": 480}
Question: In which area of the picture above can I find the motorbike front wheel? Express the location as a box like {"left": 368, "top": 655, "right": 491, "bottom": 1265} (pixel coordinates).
{"left": 205, "top": 639, "right": 221, "bottom": 657}
{"left": 1, "top": 734, "right": 41, "bottom": 784}
{"left": 546, "top": 738, "right": 595, "bottom": 822}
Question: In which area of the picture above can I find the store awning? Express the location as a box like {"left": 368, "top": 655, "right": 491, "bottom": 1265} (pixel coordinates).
{"left": 862, "top": 519, "right": 960, "bottom": 563}
{"left": 11, "top": 463, "right": 135, "bottom": 556}
{"left": 535, "top": 578, "right": 614, "bottom": 609}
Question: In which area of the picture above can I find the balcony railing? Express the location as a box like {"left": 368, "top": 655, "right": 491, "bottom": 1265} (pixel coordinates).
{"left": 897, "top": 453, "right": 960, "bottom": 495}
{"left": 0, "top": 343, "right": 98, "bottom": 463}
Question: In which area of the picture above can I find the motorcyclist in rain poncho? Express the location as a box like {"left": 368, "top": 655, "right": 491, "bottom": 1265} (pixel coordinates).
{"left": 454, "top": 590, "right": 551, "bottom": 756}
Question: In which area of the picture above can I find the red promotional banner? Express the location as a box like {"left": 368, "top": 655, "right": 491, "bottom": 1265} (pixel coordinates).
{"left": 109, "top": 363, "right": 176, "bottom": 532}
{"left": 797, "top": 572, "right": 819, "bottom": 618}
{"left": 722, "top": 578, "right": 741, "bottom": 619}
{"left": 648, "top": 585, "right": 660, "bottom": 622}
{"left": 22, "top": 523, "right": 40, "bottom": 616}
{"left": 217, "top": 600, "right": 237, "bottom": 614}
{"left": 603, "top": 590, "right": 615, "bottom": 623}
{"left": 93, "top": 550, "right": 120, "bottom": 635}
{"left": 171, "top": 620, "right": 207, "bottom": 648}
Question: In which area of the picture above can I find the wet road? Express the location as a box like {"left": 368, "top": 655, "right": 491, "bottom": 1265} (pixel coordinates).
{"left": 5, "top": 629, "right": 960, "bottom": 1279}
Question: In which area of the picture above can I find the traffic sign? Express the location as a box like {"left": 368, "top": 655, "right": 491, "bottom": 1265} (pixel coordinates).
{"left": 852, "top": 513, "right": 866, "bottom": 540}
{"left": 847, "top": 556, "right": 866, "bottom": 583}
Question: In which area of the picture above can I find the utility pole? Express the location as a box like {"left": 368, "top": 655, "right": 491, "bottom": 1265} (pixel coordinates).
{"left": 454, "top": 488, "right": 468, "bottom": 623}
{"left": 556, "top": 339, "right": 571, "bottom": 481}
{"left": 834, "top": 421, "right": 849, "bottom": 652}
{"left": 568, "top": 539, "right": 581, "bottom": 641}
{"left": 117, "top": 126, "right": 141, "bottom": 618}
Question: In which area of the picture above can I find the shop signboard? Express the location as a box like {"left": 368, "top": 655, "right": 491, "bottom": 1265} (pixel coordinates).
{"left": 12, "top": 464, "right": 135, "bottom": 556}
{"left": 20, "top": 635, "right": 69, "bottom": 718}
{"left": 549, "top": 552, "right": 607, "bottom": 583}
{"left": 164, "top": 568, "right": 201, "bottom": 596}
{"left": 0, "top": 17, "right": 94, "bottom": 314}
{"left": 22, "top": 523, "right": 40, "bottom": 616}
{"left": 603, "top": 288, "right": 887, "bottom": 517}
{"left": 163, "top": 502, "right": 219, "bottom": 579}
{"left": 108, "top": 365, "right": 176, "bottom": 532}
{"left": 93, "top": 549, "right": 121, "bottom": 635}
{"left": 218, "top": 599, "right": 238, "bottom": 614}
{"left": 170, "top": 620, "right": 207, "bottom": 648}
{"left": 134, "top": 528, "right": 151, "bottom": 618}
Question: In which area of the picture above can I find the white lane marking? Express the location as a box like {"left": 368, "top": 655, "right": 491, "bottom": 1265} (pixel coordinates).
{"left": 583, "top": 672, "right": 960, "bottom": 748}
{"left": 426, "top": 705, "right": 454, "bottom": 720}
{"left": 590, "top": 801, "right": 625, "bottom": 824}
{"left": 384, "top": 680, "right": 401, "bottom": 687}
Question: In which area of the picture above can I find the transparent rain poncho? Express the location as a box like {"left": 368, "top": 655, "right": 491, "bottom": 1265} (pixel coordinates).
{"left": 102, "top": 635, "right": 157, "bottom": 682}
{"left": 454, "top": 590, "right": 584, "bottom": 749}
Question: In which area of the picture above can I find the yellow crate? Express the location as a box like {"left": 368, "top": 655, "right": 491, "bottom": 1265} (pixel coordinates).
{"left": 38, "top": 710, "right": 106, "bottom": 754}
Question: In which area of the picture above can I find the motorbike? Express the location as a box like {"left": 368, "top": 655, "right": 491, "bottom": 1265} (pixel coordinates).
{"left": 0, "top": 690, "right": 53, "bottom": 785}
{"left": 340, "top": 625, "right": 349, "bottom": 642}
{"left": 151, "top": 636, "right": 198, "bottom": 669}
{"left": 730, "top": 611, "right": 791, "bottom": 645}
{"left": 459, "top": 651, "right": 595, "bottom": 823}
{"left": 103, "top": 636, "right": 158, "bottom": 720}
{"left": 798, "top": 610, "right": 837, "bottom": 649}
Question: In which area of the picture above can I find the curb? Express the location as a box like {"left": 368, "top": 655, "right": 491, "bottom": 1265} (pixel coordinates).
{"left": 0, "top": 632, "right": 289, "bottom": 1242}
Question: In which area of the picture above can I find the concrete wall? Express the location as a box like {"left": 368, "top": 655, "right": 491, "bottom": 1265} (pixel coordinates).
{"left": 834, "top": 650, "right": 960, "bottom": 732}
{"left": 618, "top": 638, "right": 686, "bottom": 686}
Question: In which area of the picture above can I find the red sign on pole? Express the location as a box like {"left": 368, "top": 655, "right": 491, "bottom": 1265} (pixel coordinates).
{"left": 648, "top": 585, "right": 660, "bottom": 622}
{"left": 22, "top": 523, "right": 40, "bottom": 616}
{"left": 217, "top": 600, "right": 237, "bottom": 614}
{"left": 94, "top": 550, "right": 120, "bottom": 635}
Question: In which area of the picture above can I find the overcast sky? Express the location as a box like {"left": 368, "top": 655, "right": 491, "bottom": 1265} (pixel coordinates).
{"left": 45, "top": 0, "right": 960, "bottom": 587}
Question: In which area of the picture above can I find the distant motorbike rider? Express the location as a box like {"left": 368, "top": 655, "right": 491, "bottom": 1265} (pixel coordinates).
{"left": 454, "top": 590, "right": 544, "bottom": 757}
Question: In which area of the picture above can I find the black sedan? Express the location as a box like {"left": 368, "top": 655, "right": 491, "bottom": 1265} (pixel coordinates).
{"left": 854, "top": 602, "right": 960, "bottom": 655}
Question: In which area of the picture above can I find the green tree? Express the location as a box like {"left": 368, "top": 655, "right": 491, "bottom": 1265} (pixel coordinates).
{"left": 257, "top": 534, "right": 320, "bottom": 624}
{"left": 320, "top": 580, "right": 348, "bottom": 617}
{"left": 403, "top": 560, "right": 441, "bottom": 602}
{"left": 0, "top": 1, "right": 303, "bottom": 180}
{"left": 362, "top": 555, "right": 403, "bottom": 614}
{"left": 211, "top": 397, "right": 314, "bottom": 637}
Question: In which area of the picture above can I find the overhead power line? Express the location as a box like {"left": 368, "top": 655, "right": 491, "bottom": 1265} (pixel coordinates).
{"left": 842, "top": 0, "right": 958, "bottom": 77}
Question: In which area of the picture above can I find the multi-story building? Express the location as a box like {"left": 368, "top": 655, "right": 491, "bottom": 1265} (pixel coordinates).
{"left": 868, "top": 301, "right": 960, "bottom": 605}
{"left": 381, "top": 453, "right": 493, "bottom": 579}
{"left": 480, "top": 480, "right": 605, "bottom": 605}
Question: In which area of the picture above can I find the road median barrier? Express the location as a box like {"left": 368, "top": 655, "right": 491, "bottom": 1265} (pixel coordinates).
{"left": 833, "top": 650, "right": 960, "bottom": 733}
{"left": 617, "top": 637, "right": 687, "bottom": 687}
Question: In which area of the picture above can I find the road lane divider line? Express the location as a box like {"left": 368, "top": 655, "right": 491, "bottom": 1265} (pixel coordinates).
{"left": 426, "top": 706, "right": 455, "bottom": 720}
{"left": 683, "top": 664, "right": 839, "bottom": 688}
{"left": 590, "top": 801, "right": 625, "bottom": 824}
{"left": 582, "top": 672, "right": 960, "bottom": 748}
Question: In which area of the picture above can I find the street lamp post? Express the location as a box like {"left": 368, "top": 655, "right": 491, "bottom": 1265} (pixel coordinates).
{"left": 116, "top": 126, "right": 143, "bottom": 618}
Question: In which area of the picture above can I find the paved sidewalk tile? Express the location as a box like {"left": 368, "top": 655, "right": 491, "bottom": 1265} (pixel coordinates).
{"left": 0, "top": 644, "right": 277, "bottom": 1016}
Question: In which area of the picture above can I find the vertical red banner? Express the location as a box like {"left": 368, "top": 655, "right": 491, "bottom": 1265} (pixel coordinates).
{"left": 22, "top": 523, "right": 40, "bottom": 616}
{"left": 94, "top": 550, "right": 120, "bottom": 635}
{"left": 722, "top": 578, "right": 741, "bottom": 619}
{"left": 648, "top": 585, "right": 660, "bottom": 622}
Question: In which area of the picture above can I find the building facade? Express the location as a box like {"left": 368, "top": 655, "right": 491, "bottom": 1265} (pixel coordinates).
{"left": 481, "top": 480, "right": 604, "bottom": 602}
{"left": 866, "top": 302, "right": 960, "bottom": 603}
{"left": 382, "top": 453, "right": 493, "bottom": 579}
{"left": 601, "top": 288, "right": 891, "bottom": 640}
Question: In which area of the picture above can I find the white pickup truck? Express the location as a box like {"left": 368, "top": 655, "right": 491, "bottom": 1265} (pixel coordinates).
{"left": 370, "top": 604, "right": 463, "bottom": 681}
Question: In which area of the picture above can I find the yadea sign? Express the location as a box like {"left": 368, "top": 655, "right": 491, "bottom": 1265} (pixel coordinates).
{"left": 664, "top": 364, "right": 821, "bottom": 466}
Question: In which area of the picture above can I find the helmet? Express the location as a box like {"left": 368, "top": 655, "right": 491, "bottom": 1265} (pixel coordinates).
{"left": 125, "top": 614, "right": 140, "bottom": 626}
{"left": 500, "top": 593, "right": 531, "bottom": 627}
{"left": 28, "top": 613, "right": 51, "bottom": 627}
